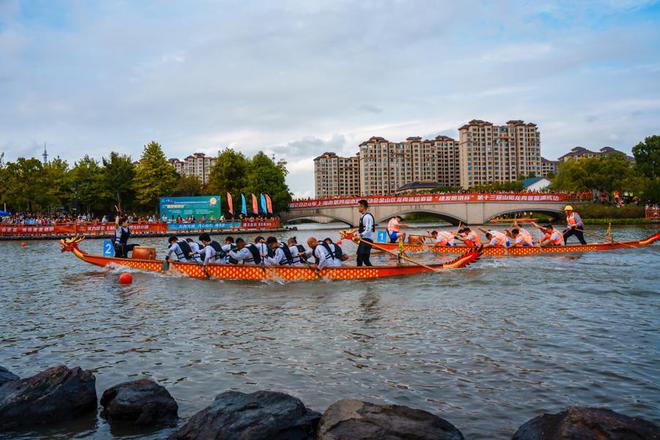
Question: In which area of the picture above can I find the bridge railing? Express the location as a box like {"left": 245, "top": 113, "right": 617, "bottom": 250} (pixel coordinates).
{"left": 288, "top": 192, "right": 591, "bottom": 209}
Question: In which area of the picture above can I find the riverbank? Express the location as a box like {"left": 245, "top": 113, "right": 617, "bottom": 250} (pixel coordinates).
{"left": 1, "top": 364, "right": 657, "bottom": 439}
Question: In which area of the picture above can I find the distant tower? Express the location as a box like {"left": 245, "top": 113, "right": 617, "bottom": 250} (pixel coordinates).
{"left": 42, "top": 143, "right": 48, "bottom": 164}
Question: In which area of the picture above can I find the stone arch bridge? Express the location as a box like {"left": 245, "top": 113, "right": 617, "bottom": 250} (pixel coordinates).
{"left": 283, "top": 193, "right": 584, "bottom": 226}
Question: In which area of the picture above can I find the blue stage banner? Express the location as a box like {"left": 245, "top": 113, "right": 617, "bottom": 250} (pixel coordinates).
{"left": 159, "top": 196, "right": 222, "bottom": 221}
{"left": 167, "top": 222, "right": 241, "bottom": 231}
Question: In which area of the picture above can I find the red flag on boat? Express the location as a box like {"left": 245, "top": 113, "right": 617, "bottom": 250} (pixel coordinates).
{"left": 251, "top": 194, "right": 259, "bottom": 214}
{"left": 265, "top": 194, "right": 273, "bottom": 214}
{"left": 227, "top": 193, "right": 233, "bottom": 215}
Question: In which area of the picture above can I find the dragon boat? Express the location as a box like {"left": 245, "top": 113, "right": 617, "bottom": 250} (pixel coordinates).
{"left": 60, "top": 236, "right": 481, "bottom": 281}
{"left": 360, "top": 232, "right": 660, "bottom": 257}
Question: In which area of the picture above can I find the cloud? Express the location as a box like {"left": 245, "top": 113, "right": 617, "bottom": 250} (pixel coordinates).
{"left": 0, "top": 0, "right": 659, "bottom": 194}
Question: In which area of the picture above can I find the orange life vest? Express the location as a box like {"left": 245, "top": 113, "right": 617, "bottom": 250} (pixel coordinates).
{"left": 387, "top": 218, "right": 400, "bottom": 232}
{"left": 516, "top": 228, "right": 533, "bottom": 246}
{"left": 464, "top": 231, "right": 481, "bottom": 247}
{"left": 544, "top": 230, "right": 564, "bottom": 246}
{"left": 489, "top": 230, "right": 508, "bottom": 247}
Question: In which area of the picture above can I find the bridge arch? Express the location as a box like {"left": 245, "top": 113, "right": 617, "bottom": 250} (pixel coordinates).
{"left": 283, "top": 214, "right": 354, "bottom": 227}
{"left": 375, "top": 209, "right": 466, "bottom": 226}
{"left": 485, "top": 207, "right": 563, "bottom": 222}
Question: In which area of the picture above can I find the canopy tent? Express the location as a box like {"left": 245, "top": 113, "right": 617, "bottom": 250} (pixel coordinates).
{"left": 0, "top": 210, "right": 11, "bottom": 217}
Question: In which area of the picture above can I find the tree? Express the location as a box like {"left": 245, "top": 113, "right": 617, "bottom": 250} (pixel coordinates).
{"left": 173, "top": 175, "right": 203, "bottom": 196}
{"left": 70, "top": 156, "right": 104, "bottom": 213}
{"left": 41, "top": 158, "right": 72, "bottom": 211}
{"left": 552, "top": 153, "right": 637, "bottom": 193}
{"left": 207, "top": 148, "right": 250, "bottom": 213}
{"left": 133, "top": 142, "right": 178, "bottom": 211}
{"left": 632, "top": 135, "right": 659, "bottom": 179}
{"left": 244, "top": 152, "right": 292, "bottom": 213}
{"left": 102, "top": 152, "right": 136, "bottom": 212}
{"left": 2, "top": 158, "right": 45, "bottom": 211}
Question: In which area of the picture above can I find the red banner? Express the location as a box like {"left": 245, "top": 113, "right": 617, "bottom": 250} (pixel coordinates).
{"left": 289, "top": 193, "right": 591, "bottom": 209}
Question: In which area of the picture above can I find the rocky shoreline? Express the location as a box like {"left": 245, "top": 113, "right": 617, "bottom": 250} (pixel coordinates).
{"left": 0, "top": 365, "right": 657, "bottom": 439}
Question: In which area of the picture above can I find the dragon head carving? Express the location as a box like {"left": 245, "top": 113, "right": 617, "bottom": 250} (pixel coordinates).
{"left": 60, "top": 235, "right": 85, "bottom": 253}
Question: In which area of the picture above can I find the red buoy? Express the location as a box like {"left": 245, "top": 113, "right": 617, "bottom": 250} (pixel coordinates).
{"left": 118, "top": 273, "right": 133, "bottom": 284}
{"left": 336, "top": 240, "right": 342, "bottom": 245}
{"left": 21, "top": 242, "right": 27, "bottom": 247}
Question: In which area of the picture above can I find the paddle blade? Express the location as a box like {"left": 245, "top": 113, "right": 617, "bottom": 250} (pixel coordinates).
{"left": 161, "top": 260, "right": 170, "bottom": 271}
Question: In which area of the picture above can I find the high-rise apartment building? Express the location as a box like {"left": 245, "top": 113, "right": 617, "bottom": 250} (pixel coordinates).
{"left": 313, "top": 152, "right": 361, "bottom": 198}
{"left": 168, "top": 152, "right": 217, "bottom": 185}
{"left": 558, "top": 146, "right": 633, "bottom": 162}
{"left": 458, "top": 119, "right": 540, "bottom": 188}
{"left": 434, "top": 135, "right": 460, "bottom": 187}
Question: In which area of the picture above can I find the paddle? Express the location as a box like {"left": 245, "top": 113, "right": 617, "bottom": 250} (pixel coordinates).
{"left": 161, "top": 258, "right": 170, "bottom": 271}
{"left": 354, "top": 237, "right": 443, "bottom": 273}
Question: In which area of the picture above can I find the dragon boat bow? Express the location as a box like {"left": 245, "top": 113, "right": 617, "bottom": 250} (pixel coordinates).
{"left": 60, "top": 236, "right": 480, "bottom": 281}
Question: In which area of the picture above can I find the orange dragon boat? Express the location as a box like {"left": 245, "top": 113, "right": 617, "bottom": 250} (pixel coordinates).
{"left": 361, "top": 232, "right": 660, "bottom": 257}
{"left": 59, "top": 236, "right": 481, "bottom": 281}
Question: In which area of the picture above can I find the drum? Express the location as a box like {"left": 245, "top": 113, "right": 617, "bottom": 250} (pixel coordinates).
{"left": 132, "top": 247, "right": 157, "bottom": 260}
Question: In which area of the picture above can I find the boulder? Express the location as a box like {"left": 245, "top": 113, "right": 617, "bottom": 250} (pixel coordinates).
{"left": 169, "top": 390, "right": 320, "bottom": 440}
{"left": 100, "top": 378, "right": 178, "bottom": 427}
{"left": 0, "top": 365, "right": 96, "bottom": 431}
{"left": 0, "top": 367, "right": 19, "bottom": 386}
{"left": 317, "top": 399, "right": 464, "bottom": 440}
{"left": 513, "top": 406, "right": 659, "bottom": 440}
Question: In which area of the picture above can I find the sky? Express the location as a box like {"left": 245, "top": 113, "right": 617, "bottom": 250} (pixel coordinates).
{"left": 1, "top": 0, "right": 659, "bottom": 197}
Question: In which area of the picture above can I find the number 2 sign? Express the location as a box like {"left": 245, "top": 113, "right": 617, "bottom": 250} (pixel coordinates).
{"left": 103, "top": 240, "right": 115, "bottom": 257}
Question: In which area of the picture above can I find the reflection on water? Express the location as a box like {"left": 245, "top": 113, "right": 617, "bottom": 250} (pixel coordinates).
{"left": 0, "top": 224, "right": 658, "bottom": 439}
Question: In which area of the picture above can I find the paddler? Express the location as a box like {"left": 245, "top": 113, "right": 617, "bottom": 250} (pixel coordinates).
{"left": 287, "top": 237, "right": 308, "bottom": 265}
{"left": 198, "top": 233, "right": 222, "bottom": 265}
{"left": 456, "top": 226, "right": 481, "bottom": 247}
{"left": 306, "top": 237, "right": 342, "bottom": 271}
{"left": 186, "top": 238, "right": 203, "bottom": 263}
{"left": 532, "top": 222, "right": 565, "bottom": 247}
{"left": 324, "top": 237, "right": 349, "bottom": 262}
{"left": 227, "top": 238, "right": 261, "bottom": 265}
{"left": 264, "top": 236, "right": 295, "bottom": 266}
{"left": 165, "top": 235, "right": 195, "bottom": 262}
{"left": 435, "top": 230, "right": 457, "bottom": 246}
{"left": 478, "top": 227, "right": 510, "bottom": 248}
{"left": 510, "top": 219, "right": 534, "bottom": 247}
{"left": 386, "top": 215, "right": 409, "bottom": 243}
{"left": 355, "top": 199, "right": 375, "bottom": 266}
{"left": 563, "top": 205, "right": 586, "bottom": 244}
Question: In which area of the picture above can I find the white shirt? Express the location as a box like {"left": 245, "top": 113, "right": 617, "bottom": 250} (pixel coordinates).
{"left": 358, "top": 212, "right": 375, "bottom": 240}
{"left": 289, "top": 245, "right": 305, "bottom": 266}
{"left": 264, "top": 247, "right": 286, "bottom": 266}
{"left": 313, "top": 244, "right": 342, "bottom": 270}
{"left": 166, "top": 243, "right": 187, "bottom": 262}
{"left": 228, "top": 247, "right": 256, "bottom": 264}
{"left": 200, "top": 246, "right": 216, "bottom": 264}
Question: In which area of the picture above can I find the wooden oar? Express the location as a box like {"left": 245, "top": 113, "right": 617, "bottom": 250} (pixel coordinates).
{"left": 355, "top": 238, "right": 443, "bottom": 273}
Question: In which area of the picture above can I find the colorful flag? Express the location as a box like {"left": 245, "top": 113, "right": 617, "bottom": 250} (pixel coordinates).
{"left": 260, "top": 194, "right": 267, "bottom": 215}
{"left": 251, "top": 194, "right": 258, "bottom": 214}
{"left": 241, "top": 194, "right": 247, "bottom": 215}
{"left": 227, "top": 193, "right": 233, "bottom": 215}
{"left": 265, "top": 194, "right": 273, "bottom": 214}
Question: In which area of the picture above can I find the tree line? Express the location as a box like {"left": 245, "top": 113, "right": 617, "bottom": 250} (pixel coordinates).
{"left": 0, "top": 142, "right": 292, "bottom": 216}
{"left": 552, "top": 135, "right": 659, "bottom": 202}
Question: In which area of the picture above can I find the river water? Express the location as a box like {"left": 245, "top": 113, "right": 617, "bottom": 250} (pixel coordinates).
{"left": 0, "top": 224, "right": 658, "bottom": 439}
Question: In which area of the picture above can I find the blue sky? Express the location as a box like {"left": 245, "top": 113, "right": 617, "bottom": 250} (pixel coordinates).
{"left": 1, "top": 0, "right": 659, "bottom": 196}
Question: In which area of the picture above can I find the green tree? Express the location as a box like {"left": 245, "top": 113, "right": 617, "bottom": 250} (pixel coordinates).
{"left": 41, "top": 158, "right": 72, "bottom": 211}
{"left": 173, "top": 175, "right": 203, "bottom": 196}
{"left": 133, "top": 141, "right": 178, "bottom": 210}
{"left": 552, "top": 154, "right": 636, "bottom": 193}
{"left": 207, "top": 148, "right": 250, "bottom": 214}
{"left": 2, "top": 158, "right": 44, "bottom": 211}
{"left": 632, "top": 135, "right": 659, "bottom": 179}
{"left": 244, "top": 152, "right": 292, "bottom": 213}
{"left": 70, "top": 156, "right": 104, "bottom": 213}
{"left": 102, "top": 152, "right": 136, "bottom": 212}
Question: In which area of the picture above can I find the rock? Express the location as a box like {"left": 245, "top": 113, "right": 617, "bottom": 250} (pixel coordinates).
{"left": 0, "top": 367, "right": 19, "bottom": 386}
{"left": 0, "top": 365, "right": 96, "bottom": 431}
{"left": 169, "top": 390, "right": 320, "bottom": 440}
{"left": 513, "top": 406, "right": 660, "bottom": 440}
{"left": 100, "top": 378, "right": 178, "bottom": 427}
{"left": 317, "top": 399, "right": 464, "bottom": 440}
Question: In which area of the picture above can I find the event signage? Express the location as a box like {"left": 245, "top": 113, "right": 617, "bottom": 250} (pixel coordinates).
{"left": 102, "top": 240, "right": 115, "bottom": 257}
{"left": 288, "top": 192, "right": 590, "bottom": 209}
{"left": 167, "top": 222, "right": 241, "bottom": 231}
{"left": 159, "top": 196, "right": 222, "bottom": 220}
